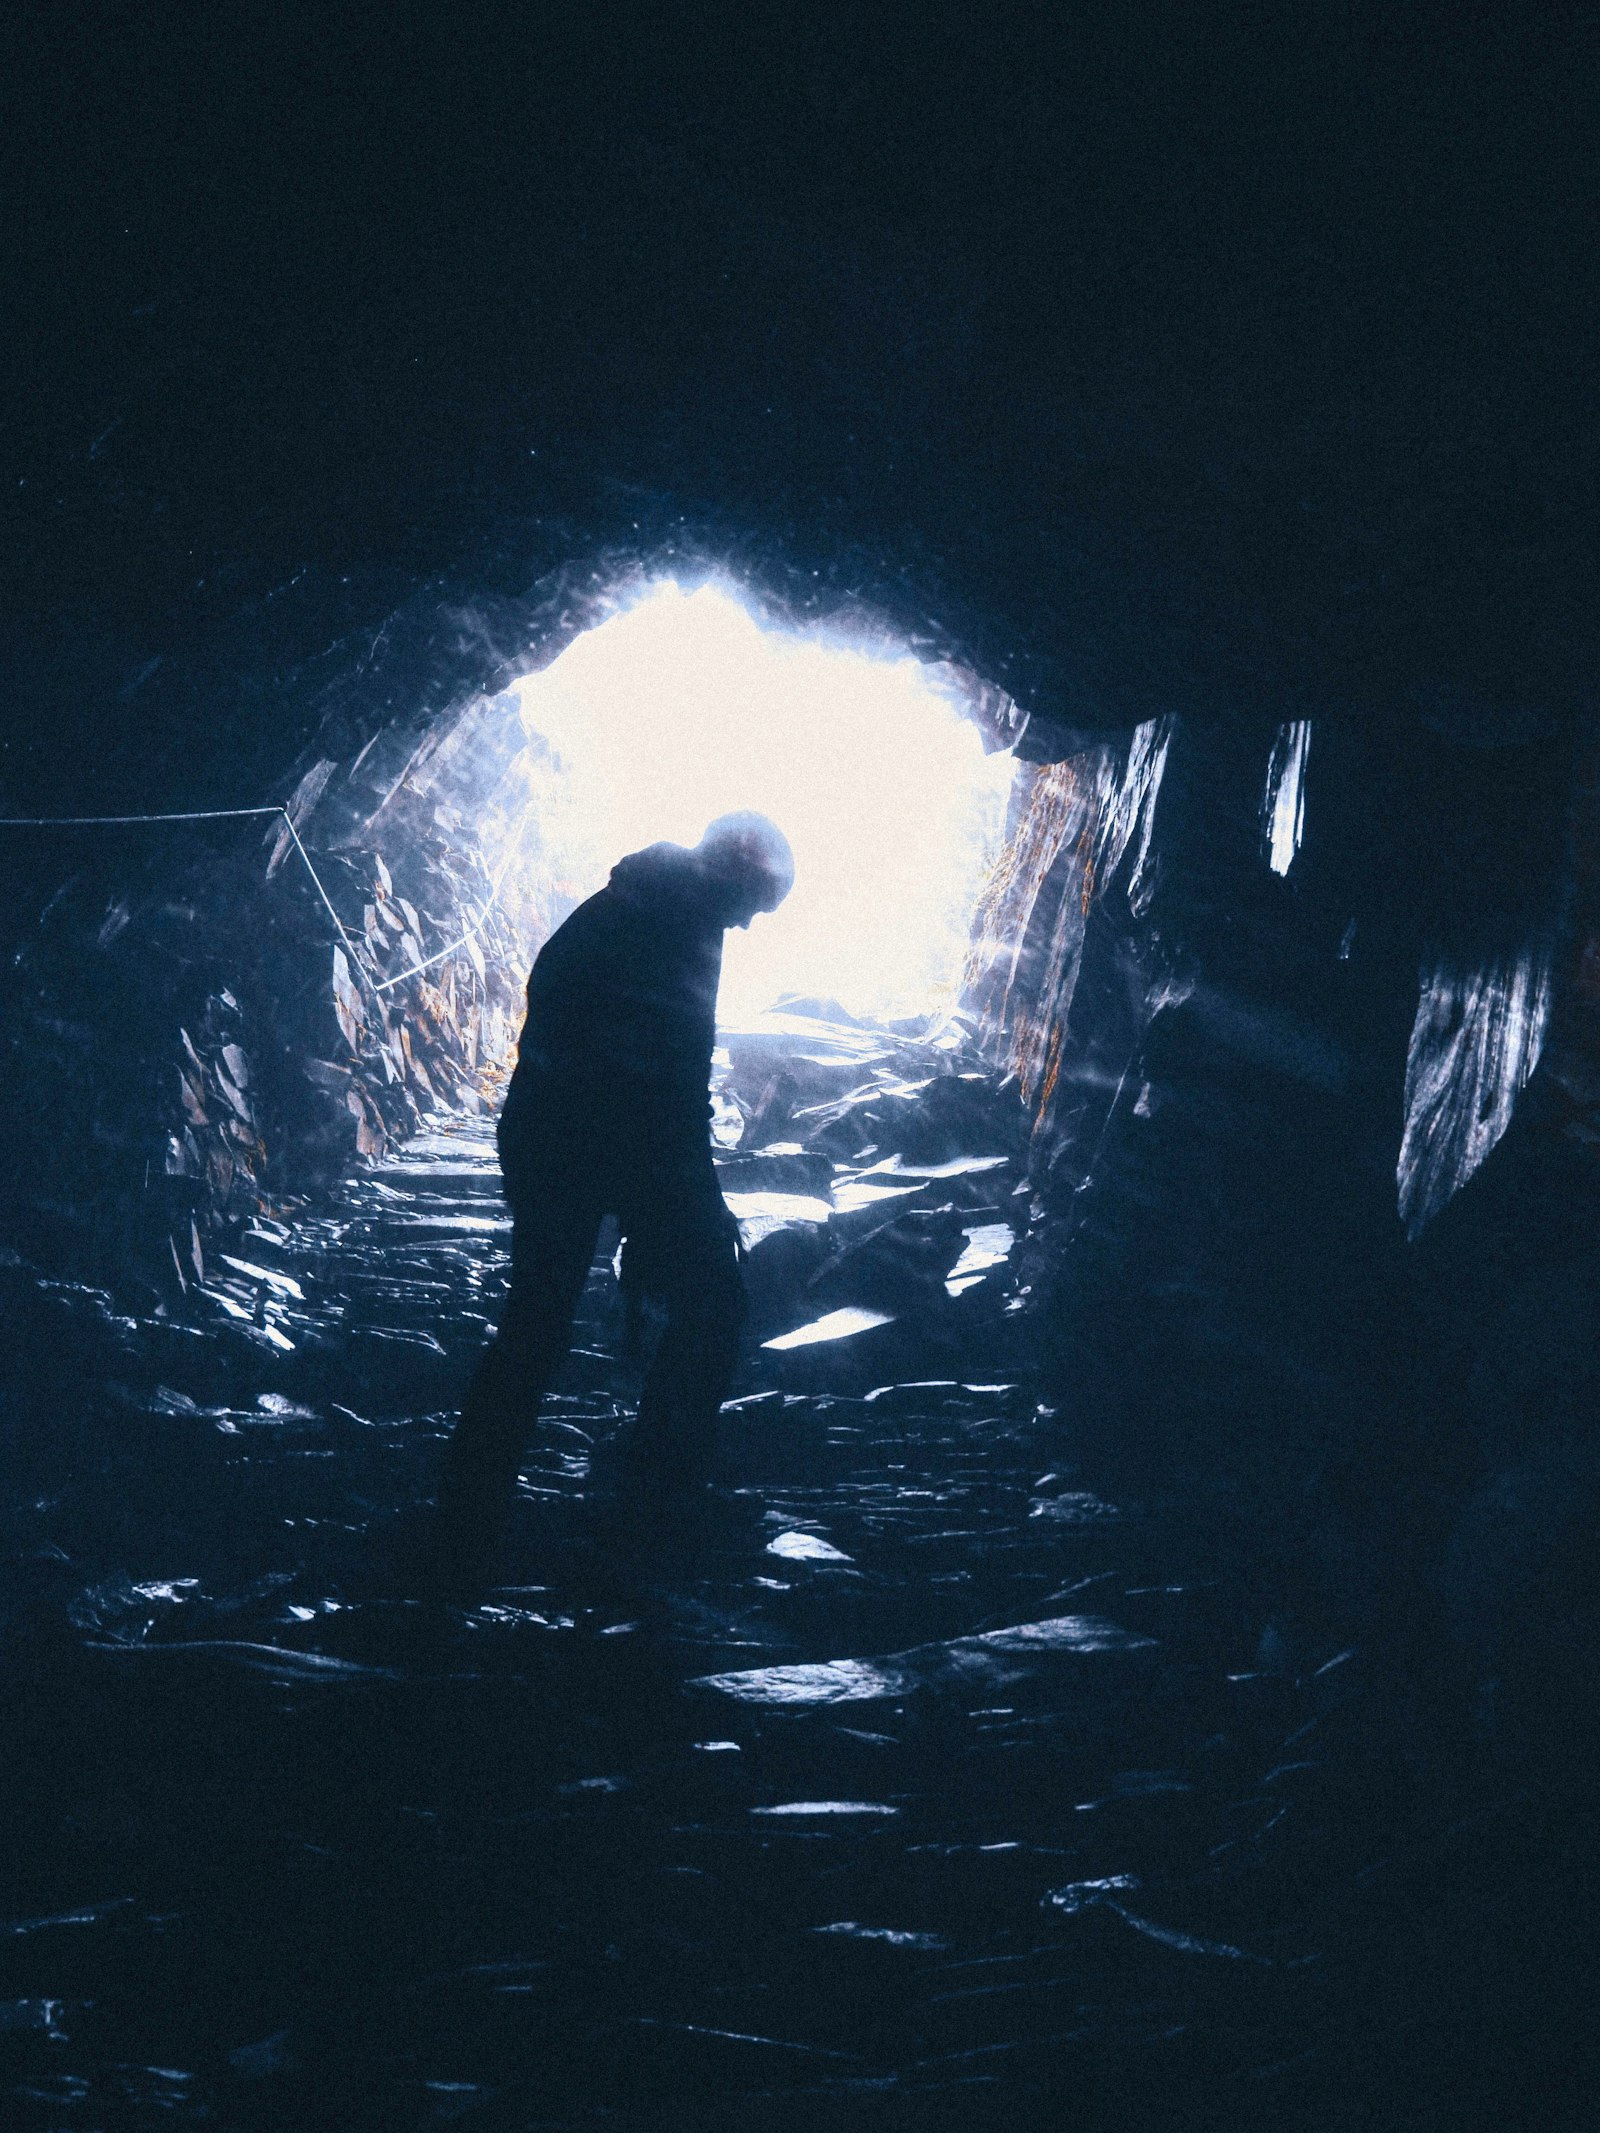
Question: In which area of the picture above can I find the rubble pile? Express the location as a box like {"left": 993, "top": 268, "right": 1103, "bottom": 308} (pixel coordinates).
{"left": 708, "top": 1001, "right": 1032, "bottom": 1390}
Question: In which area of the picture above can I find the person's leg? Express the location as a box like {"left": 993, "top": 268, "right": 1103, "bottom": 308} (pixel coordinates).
{"left": 432, "top": 1184, "right": 603, "bottom": 1580}
{"left": 622, "top": 1155, "right": 745, "bottom": 1492}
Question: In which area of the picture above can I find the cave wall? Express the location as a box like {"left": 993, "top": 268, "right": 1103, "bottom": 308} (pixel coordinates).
{"left": 968, "top": 701, "right": 1598, "bottom": 1642}
{"left": 0, "top": 608, "right": 547, "bottom": 1299}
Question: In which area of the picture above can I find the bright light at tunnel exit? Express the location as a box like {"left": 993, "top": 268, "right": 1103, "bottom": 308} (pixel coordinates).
{"left": 510, "top": 582, "right": 1016, "bottom": 1023}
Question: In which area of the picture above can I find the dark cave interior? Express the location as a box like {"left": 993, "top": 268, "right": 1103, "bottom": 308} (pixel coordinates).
{"left": 3, "top": 7, "right": 1599, "bottom": 2128}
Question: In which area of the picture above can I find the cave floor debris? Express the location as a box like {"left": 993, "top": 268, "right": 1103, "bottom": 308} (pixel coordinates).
{"left": 0, "top": 1026, "right": 1586, "bottom": 2130}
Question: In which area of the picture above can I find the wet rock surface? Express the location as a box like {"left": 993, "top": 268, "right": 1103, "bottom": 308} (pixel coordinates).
{"left": 0, "top": 1021, "right": 1593, "bottom": 2129}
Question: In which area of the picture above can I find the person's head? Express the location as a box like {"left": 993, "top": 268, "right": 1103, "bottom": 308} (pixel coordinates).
{"left": 695, "top": 811, "right": 795, "bottom": 928}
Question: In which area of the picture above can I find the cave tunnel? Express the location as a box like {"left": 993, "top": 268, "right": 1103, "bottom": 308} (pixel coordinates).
{"left": 4, "top": 7, "right": 1600, "bottom": 2129}
{"left": 2, "top": 532, "right": 1594, "bottom": 2133}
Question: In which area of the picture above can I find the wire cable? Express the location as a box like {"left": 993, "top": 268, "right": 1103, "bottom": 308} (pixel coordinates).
{"left": 370, "top": 835, "right": 521, "bottom": 994}
{"left": 0, "top": 807, "right": 283, "bottom": 827}
{"left": 0, "top": 800, "right": 516, "bottom": 1008}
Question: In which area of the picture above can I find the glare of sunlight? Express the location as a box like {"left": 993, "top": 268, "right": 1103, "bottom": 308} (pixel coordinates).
{"left": 509, "top": 580, "right": 1015, "bottom": 1022}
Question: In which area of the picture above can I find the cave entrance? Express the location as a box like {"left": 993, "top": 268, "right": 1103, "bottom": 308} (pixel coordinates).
{"left": 369, "top": 572, "right": 1031, "bottom": 1371}
{"left": 469, "top": 578, "right": 1018, "bottom": 1030}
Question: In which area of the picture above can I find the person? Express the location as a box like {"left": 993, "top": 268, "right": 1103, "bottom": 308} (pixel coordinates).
{"left": 432, "top": 810, "right": 794, "bottom": 1582}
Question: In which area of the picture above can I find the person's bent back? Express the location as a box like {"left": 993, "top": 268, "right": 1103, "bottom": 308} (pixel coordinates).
{"left": 498, "top": 838, "right": 729, "bottom": 1187}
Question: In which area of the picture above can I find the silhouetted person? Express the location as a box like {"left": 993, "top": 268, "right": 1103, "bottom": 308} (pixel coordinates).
{"left": 433, "top": 811, "right": 794, "bottom": 1582}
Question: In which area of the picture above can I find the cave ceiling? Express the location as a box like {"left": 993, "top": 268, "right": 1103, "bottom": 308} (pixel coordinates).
{"left": 3, "top": 3, "right": 1593, "bottom": 811}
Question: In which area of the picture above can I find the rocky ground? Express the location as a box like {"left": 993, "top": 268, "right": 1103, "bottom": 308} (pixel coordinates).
{"left": 0, "top": 1011, "right": 1589, "bottom": 2130}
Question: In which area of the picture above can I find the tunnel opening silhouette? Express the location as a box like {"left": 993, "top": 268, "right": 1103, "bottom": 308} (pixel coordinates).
{"left": 444, "top": 576, "right": 1018, "bottom": 1040}
{"left": 392, "top": 571, "right": 1034, "bottom": 1377}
